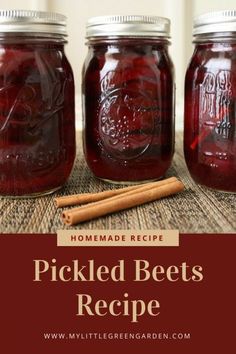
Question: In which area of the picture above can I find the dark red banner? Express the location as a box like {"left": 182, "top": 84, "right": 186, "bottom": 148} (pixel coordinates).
{"left": 1, "top": 234, "right": 235, "bottom": 353}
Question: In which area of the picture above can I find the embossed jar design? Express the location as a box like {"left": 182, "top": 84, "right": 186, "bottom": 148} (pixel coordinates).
{"left": 82, "top": 15, "right": 175, "bottom": 183}
{"left": 0, "top": 10, "right": 75, "bottom": 196}
{"left": 184, "top": 11, "right": 236, "bottom": 192}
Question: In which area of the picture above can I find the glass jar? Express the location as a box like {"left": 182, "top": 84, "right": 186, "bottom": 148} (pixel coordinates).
{"left": 82, "top": 15, "right": 175, "bottom": 183}
{"left": 184, "top": 10, "right": 236, "bottom": 192}
{"left": 0, "top": 10, "right": 75, "bottom": 196}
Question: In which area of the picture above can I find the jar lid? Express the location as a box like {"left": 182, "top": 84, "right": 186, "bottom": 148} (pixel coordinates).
{"left": 86, "top": 15, "right": 170, "bottom": 38}
{"left": 194, "top": 10, "right": 236, "bottom": 36}
{"left": 0, "top": 9, "right": 67, "bottom": 36}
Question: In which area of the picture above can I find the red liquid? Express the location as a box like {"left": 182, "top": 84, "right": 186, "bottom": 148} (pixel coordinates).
{"left": 82, "top": 39, "right": 174, "bottom": 182}
{"left": 184, "top": 41, "right": 236, "bottom": 192}
{"left": 0, "top": 37, "right": 75, "bottom": 196}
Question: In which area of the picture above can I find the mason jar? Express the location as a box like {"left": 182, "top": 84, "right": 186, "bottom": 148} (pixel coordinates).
{"left": 0, "top": 10, "right": 75, "bottom": 196}
{"left": 184, "top": 10, "right": 236, "bottom": 192}
{"left": 82, "top": 15, "right": 175, "bottom": 183}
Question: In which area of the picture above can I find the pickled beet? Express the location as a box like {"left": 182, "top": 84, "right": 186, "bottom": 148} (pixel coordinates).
{"left": 0, "top": 37, "right": 75, "bottom": 196}
{"left": 184, "top": 41, "right": 236, "bottom": 192}
{"left": 82, "top": 38, "right": 174, "bottom": 182}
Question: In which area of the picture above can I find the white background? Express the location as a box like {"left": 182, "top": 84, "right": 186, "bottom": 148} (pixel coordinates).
{"left": 1, "top": 0, "right": 236, "bottom": 129}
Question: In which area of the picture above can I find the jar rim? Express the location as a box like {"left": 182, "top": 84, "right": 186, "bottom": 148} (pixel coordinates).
{"left": 86, "top": 15, "right": 171, "bottom": 39}
{"left": 193, "top": 10, "right": 236, "bottom": 37}
{"left": 0, "top": 9, "right": 67, "bottom": 36}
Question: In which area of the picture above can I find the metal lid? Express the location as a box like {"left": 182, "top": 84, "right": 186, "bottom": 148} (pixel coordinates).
{"left": 86, "top": 15, "right": 170, "bottom": 38}
{"left": 0, "top": 9, "right": 67, "bottom": 36}
{"left": 194, "top": 10, "right": 236, "bottom": 36}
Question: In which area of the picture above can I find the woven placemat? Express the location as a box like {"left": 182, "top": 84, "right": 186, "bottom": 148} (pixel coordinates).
{"left": 0, "top": 132, "right": 235, "bottom": 234}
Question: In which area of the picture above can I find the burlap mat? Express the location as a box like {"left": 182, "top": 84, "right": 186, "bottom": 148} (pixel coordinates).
{"left": 0, "top": 132, "right": 235, "bottom": 234}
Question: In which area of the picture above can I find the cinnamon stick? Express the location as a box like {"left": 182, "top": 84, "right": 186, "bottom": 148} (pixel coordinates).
{"left": 55, "top": 177, "right": 178, "bottom": 208}
{"left": 62, "top": 178, "right": 180, "bottom": 218}
{"left": 62, "top": 179, "right": 184, "bottom": 226}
